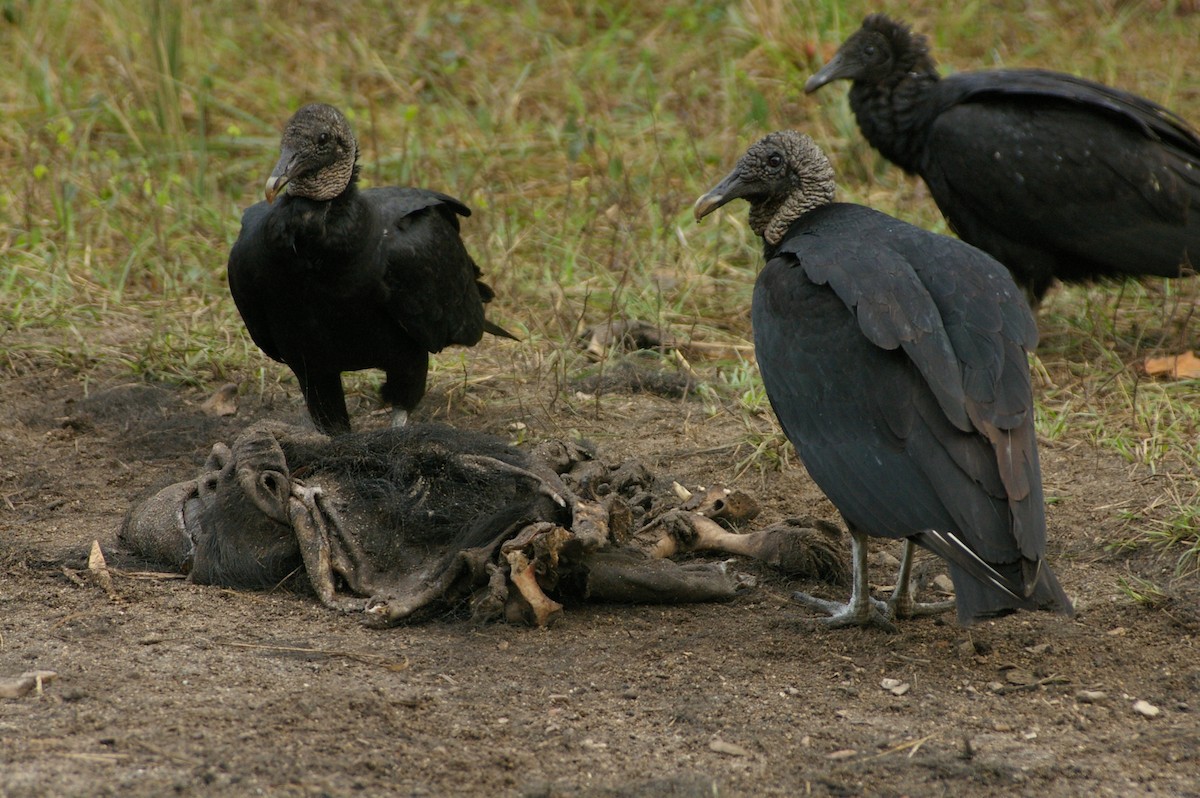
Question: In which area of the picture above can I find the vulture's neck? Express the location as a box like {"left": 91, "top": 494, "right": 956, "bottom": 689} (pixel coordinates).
{"left": 270, "top": 172, "right": 375, "bottom": 263}
{"left": 848, "top": 60, "right": 941, "bottom": 174}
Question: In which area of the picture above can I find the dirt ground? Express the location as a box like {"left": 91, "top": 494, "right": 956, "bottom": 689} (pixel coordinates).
{"left": 2, "top": 348, "right": 1198, "bottom": 798}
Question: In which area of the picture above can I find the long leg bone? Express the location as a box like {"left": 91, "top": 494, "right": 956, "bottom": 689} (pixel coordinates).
{"left": 646, "top": 511, "right": 847, "bottom": 583}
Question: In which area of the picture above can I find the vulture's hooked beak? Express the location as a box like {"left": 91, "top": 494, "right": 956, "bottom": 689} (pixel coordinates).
{"left": 694, "top": 168, "right": 752, "bottom": 221}
{"left": 804, "top": 51, "right": 849, "bottom": 94}
{"left": 264, "top": 146, "right": 298, "bottom": 203}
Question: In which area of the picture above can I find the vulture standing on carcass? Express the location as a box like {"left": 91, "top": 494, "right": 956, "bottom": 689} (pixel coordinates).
{"left": 694, "top": 130, "right": 1073, "bottom": 628}
{"left": 805, "top": 14, "right": 1200, "bottom": 303}
{"left": 227, "top": 103, "right": 515, "bottom": 435}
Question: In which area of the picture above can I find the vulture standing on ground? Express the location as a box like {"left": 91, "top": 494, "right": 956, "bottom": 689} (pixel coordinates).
{"left": 694, "top": 130, "right": 1073, "bottom": 628}
{"left": 227, "top": 103, "right": 515, "bottom": 436}
{"left": 805, "top": 14, "right": 1200, "bottom": 303}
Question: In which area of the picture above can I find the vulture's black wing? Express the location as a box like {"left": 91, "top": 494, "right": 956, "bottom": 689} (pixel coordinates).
{"left": 942, "top": 69, "right": 1200, "bottom": 151}
{"left": 921, "top": 70, "right": 1200, "bottom": 285}
{"left": 753, "top": 204, "right": 1062, "bottom": 620}
{"left": 365, "top": 187, "right": 488, "bottom": 354}
{"left": 227, "top": 201, "right": 284, "bottom": 363}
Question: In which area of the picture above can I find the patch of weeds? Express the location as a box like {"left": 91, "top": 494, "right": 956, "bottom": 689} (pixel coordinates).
{"left": 1117, "top": 574, "right": 1171, "bottom": 608}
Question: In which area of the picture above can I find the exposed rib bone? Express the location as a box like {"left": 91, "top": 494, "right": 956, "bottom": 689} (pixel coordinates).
{"left": 458, "top": 455, "right": 568, "bottom": 507}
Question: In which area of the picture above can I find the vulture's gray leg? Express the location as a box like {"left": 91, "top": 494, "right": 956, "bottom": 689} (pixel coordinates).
{"left": 792, "top": 528, "right": 896, "bottom": 631}
{"left": 888, "top": 539, "right": 955, "bottom": 619}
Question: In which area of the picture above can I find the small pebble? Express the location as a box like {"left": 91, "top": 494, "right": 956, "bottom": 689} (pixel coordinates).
{"left": 826, "top": 749, "right": 857, "bottom": 760}
{"left": 1004, "top": 668, "right": 1036, "bottom": 686}
{"left": 932, "top": 574, "right": 955, "bottom": 594}
{"left": 873, "top": 551, "right": 900, "bottom": 569}
{"left": 1076, "top": 690, "right": 1107, "bottom": 704}
{"left": 1133, "top": 700, "right": 1161, "bottom": 719}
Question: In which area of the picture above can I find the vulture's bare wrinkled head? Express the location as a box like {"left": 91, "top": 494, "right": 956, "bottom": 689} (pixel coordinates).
{"left": 265, "top": 103, "right": 358, "bottom": 203}
{"left": 694, "top": 130, "right": 836, "bottom": 245}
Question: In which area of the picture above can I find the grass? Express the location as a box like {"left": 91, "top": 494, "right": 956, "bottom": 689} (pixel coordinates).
{"left": 2, "top": 0, "right": 1198, "bottom": 562}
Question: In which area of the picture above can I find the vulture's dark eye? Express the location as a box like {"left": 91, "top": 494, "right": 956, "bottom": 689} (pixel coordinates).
{"left": 863, "top": 44, "right": 877, "bottom": 57}
{"left": 318, "top": 131, "right": 330, "bottom": 146}
{"left": 767, "top": 153, "right": 784, "bottom": 169}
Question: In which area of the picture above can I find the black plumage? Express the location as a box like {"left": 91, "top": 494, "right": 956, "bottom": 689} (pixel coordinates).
{"left": 805, "top": 14, "right": 1200, "bottom": 302}
{"left": 227, "top": 103, "right": 515, "bottom": 435}
{"left": 694, "top": 130, "right": 1072, "bottom": 627}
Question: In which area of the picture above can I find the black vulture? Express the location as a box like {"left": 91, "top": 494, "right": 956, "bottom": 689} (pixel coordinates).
{"left": 805, "top": 14, "right": 1200, "bottom": 303}
{"left": 227, "top": 103, "right": 515, "bottom": 435}
{"left": 693, "top": 130, "right": 1073, "bottom": 628}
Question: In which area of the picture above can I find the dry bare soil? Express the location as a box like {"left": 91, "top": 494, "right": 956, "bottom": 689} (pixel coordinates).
{"left": 2, "top": 356, "right": 1198, "bottom": 797}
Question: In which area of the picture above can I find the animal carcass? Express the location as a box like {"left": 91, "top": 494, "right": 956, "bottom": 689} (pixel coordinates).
{"left": 121, "top": 422, "right": 844, "bottom": 626}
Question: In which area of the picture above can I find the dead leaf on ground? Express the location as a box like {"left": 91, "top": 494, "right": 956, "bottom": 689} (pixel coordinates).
{"left": 201, "top": 383, "right": 239, "bottom": 416}
{"left": 1141, "top": 351, "right": 1200, "bottom": 380}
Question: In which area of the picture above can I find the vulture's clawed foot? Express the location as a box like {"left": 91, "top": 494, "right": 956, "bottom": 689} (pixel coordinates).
{"left": 887, "top": 539, "right": 955, "bottom": 619}
{"left": 892, "top": 588, "right": 955, "bottom": 619}
{"left": 889, "top": 591, "right": 955, "bottom": 620}
{"left": 791, "top": 590, "right": 898, "bottom": 632}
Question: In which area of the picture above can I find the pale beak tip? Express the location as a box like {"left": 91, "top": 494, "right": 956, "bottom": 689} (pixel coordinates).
{"left": 264, "top": 175, "right": 285, "bottom": 204}
{"left": 693, "top": 192, "right": 723, "bottom": 222}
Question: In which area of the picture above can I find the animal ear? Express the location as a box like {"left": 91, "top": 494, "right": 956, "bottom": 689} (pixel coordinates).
{"left": 230, "top": 425, "right": 293, "bottom": 525}
{"left": 238, "top": 467, "right": 292, "bottom": 525}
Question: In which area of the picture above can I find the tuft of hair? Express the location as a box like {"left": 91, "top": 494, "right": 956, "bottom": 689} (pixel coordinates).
{"left": 858, "top": 13, "right": 935, "bottom": 76}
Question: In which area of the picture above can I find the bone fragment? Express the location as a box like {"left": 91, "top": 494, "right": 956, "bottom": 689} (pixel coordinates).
{"left": 0, "top": 671, "right": 57, "bottom": 700}
{"left": 87, "top": 540, "right": 119, "bottom": 601}
{"left": 505, "top": 550, "right": 563, "bottom": 627}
